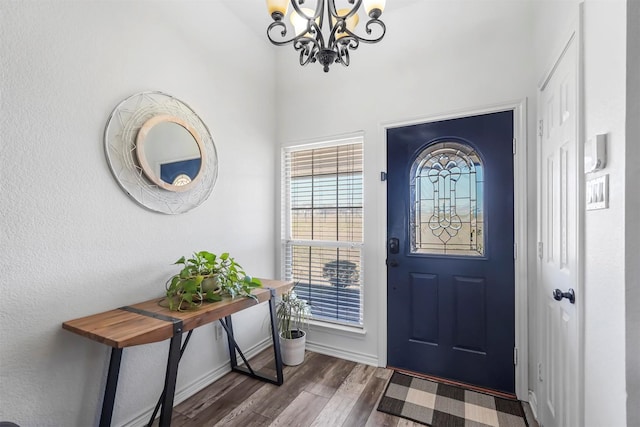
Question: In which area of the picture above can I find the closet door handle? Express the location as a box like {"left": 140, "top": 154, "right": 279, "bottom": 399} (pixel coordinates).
{"left": 553, "top": 288, "right": 575, "bottom": 304}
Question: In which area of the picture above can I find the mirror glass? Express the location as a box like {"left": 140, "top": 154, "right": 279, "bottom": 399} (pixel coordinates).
{"left": 136, "top": 116, "right": 205, "bottom": 192}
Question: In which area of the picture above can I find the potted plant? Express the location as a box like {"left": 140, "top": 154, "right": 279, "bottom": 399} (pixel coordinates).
{"left": 165, "top": 251, "right": 262, "bottom": 311}
{"left": 276, "top": 289, "right": 311, "bottom": 366}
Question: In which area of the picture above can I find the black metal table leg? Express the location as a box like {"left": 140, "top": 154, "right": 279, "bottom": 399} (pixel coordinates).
{"left": 267, "top": 288, "right": 284, "bottom": 385}
{"left": 223, "top": 316, "right": 238, "bottom": 368}
{"left": 99, "top": 347, "right": 123, "bottom": 427}
{"left": 147, "top": 330, "right": 192, "bottom": 427}
{"left": 219, "top": 288, "right": 284, "bottom": 386}
{"left": 158, "top": 321, "right": 183, "bottom": 427}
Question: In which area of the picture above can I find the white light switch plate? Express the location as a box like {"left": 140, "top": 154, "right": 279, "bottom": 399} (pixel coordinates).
{"left": 586, "top": 174, "right": 609, "bottom": 210}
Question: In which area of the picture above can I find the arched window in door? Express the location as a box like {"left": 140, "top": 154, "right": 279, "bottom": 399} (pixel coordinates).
{"left": 410, "top": 141, "right": 484, "bottom": 256}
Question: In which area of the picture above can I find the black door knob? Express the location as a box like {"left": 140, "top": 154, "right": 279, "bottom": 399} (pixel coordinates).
{"left": 386, "top": 259, "right": 399, "bottom": 268}
{"left": 553, "top": 288, "right": 575, "bottom": 304}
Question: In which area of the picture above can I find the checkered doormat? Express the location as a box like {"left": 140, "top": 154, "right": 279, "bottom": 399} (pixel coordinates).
{"left": 377, "top": 372, "right": 528, "bottom": 427}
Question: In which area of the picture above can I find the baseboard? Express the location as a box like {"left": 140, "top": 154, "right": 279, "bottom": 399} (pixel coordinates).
{"left": 122, "top": 337, "right": 272, "bottom": 427}
{"left": 528, "top": 390, "right": 539, "bottom": 421}
{"left": 305, "top": 340, "right": 379, "bottom": 366}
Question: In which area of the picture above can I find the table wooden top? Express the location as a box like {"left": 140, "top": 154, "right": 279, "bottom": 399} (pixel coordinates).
{"left": 62, "top": 279, "right": 293, "bottom": 349}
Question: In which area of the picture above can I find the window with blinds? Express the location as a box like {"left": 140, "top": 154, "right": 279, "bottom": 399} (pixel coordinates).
{"left": 282, "top": 139, "right": 363, "bottom": 326}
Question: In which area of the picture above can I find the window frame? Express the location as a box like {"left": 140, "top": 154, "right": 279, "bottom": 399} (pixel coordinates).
{"left": 281, "top": 134, "right": 365, "bottom": 328}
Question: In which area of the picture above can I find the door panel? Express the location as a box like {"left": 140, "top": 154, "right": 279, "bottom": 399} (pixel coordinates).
{"left": 453, "top": 276, "right": 486, "bottom": 353}
{"left": 387, "top": 111, "right": 515, "bottom": 393}
{"left": 538, "top": 33, "right": 579, "bottom": 427}
{"left": 409, "top": 273, "right": 439, "bottom": 343}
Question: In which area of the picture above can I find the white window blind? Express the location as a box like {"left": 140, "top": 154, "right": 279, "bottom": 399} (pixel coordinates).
{"left": 282, "top": 139, "right": 364, "bottom": 326}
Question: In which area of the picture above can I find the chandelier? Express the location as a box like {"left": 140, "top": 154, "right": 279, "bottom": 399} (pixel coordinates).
{"left": 266, "top": 0, "right": 387, "bottom": 72}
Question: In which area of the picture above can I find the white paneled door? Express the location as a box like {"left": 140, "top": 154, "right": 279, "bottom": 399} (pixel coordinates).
{"left": 538, "top": 31, "right": 580, "bottom": 427}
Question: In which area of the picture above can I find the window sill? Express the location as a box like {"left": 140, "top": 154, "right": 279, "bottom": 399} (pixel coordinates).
{"left": 308, "top": 319, "right": 367, "bottom": 338}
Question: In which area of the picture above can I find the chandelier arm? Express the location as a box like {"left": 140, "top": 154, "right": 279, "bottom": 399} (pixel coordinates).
{"left": 339, "top": 18, "right": 385, "bottom": 44}
{"left": 268, "top": 21, "right": 298, "bottom": 45}
{"left": 267, "top": 21, "right": 326, "bottom": 49}
{"left": 315, "top": 0, "right": 326, "bottom": 35}
{"left": 336, "top": 42, "right": 352, "bottom": 67}
{"left": 293, "top": 39, "right": 319, "bottom": 66}
{"left": 290, "top": 0, "right": 324, "bottom": 30}
{"left": 341, "top": 48, "right": 350, "bottom": 67}
{"left": 346, "top": 0, "right": 363, "bottom": 19}
{"left": 287, "top": 0, "right": 326, "bottom": 49}
{"left": 363, "top": 18, "right": 386, "bottom": 42}
{"left": 326, "top": 0, "right": 336, "bottom": 37}
{"left": 293, "top": 37, "right": 320, "bottom": 54}
{"left": 268, "top": 23, "right": 315, "bottom": 46}
{"left": 326, "top": 0, "right": 361, "bottom": 39}
{"left": 326, "top": 0, "right": 362, "bottom": 19}
{"left": 308, "top": 20, "right": 327, "bottom": 49}
{"left": 337, "top": 36, "right": 360, "bottom": 50}
{"left": 326, "top": 18, "right": 344, "bottom": 47}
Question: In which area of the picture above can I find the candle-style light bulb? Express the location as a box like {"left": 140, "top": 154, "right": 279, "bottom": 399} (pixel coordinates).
{"left": 266, "top": 0, "right": 289, "bottom": 21}
{"left": 363, "top": 0, "right": 385, "bottom": 19}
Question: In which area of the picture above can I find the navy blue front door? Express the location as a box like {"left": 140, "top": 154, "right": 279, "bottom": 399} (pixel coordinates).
{"left": 386, "top": 111, "right": 515, "bottom": 393}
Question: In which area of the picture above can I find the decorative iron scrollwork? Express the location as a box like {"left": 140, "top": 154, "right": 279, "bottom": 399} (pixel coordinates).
{"left": 267, "top": 0, "right": 386, "bottom": 72}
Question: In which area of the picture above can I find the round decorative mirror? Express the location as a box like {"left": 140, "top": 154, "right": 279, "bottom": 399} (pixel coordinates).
{"left": 136, "top": 115, "right": 205, "bottom": 192}
{"left": 104, "top": 92, "right": 218, "bottom": 214}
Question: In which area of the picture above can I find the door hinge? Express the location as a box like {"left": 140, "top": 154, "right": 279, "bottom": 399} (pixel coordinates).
{"left": 514, "top": 347, "right": 518, "bottom": 365}
{"left": 513, "top": 138, "right": 517, "bottom": 155}
{"left": 514, "top": 243, "right": 517, "bottom": 260}
{"left": 538, "top": 242, "right": 543, "bottom": 259}
{"left": 380, "top": 171, "right": 387, "bottom": 182}
{"left": 538, "top": 119, "right": 544, "bottom": 137}
{"left": 538, "top": 362, "right": 543, "bottom": 381}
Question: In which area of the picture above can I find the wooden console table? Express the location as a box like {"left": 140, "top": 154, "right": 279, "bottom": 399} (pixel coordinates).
{"left": 62, "top": 279, "right": 293, "bottom": 427}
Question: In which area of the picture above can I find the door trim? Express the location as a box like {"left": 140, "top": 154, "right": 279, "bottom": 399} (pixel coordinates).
{"left": 377, "top": 100, "right": 529, "bottom": 400}
{"left": 535, "top": 5, "right": 585, "bottom": 425}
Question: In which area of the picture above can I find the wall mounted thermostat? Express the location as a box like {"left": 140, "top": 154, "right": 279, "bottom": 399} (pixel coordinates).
{"left": 584, "top": 133, "right": 607, "bottom": 173}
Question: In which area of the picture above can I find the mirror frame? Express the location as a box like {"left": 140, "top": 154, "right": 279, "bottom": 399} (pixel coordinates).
{"left": 104, "top": 91, "right": 218, "bottom": 214}
{"left": 135, "top": 115, "right": 206, "bottom": 192}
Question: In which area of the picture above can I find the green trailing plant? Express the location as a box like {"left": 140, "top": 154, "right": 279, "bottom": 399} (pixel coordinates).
{"left": 165, "top": 251, "right": 262, "bottom": 311}
{"left": 276, "top": 289, "right": 311, "bottom": 340}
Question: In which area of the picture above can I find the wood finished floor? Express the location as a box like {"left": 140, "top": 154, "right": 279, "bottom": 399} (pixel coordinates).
{"left": 163, "top": 349, "right": 419, "bottom": 427}
{"left": 164, "top": 349, "right": 539, "bottom": 427}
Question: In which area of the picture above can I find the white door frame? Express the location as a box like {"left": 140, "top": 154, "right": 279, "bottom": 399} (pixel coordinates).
{"left": 535, "top": 5, "right": 585, "bottom": 425}
{"left": 377, "top": 99, "right": 530, "bottom": 400}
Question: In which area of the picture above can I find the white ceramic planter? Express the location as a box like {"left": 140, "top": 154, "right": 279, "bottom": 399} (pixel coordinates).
{"left": 279, "top": 330, "right": 306, "bottom": 366}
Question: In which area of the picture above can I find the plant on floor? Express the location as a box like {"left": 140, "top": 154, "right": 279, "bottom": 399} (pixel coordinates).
{"left": 276, "top": 289, "right": 311, "bottom": 339}
{"left": 276, "top": 288, "right": 311, "bottom": 366}
{"left": 165, "top": 251, "right": 262, "bottom": 311}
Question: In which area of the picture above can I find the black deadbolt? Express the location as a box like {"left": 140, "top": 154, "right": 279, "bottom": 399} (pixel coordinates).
{"left": 388, "top": 237, "right": 399, "bottom": 254}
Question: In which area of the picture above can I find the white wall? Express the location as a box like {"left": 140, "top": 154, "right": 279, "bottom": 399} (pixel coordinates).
{"left": 273, "top": 0, "right": 537, "bottom": 371}
{"left": 0, "top": 1, "right": 276, "bottom": 426}
{"left": 532, "top": 0, "right": 628, "bottom": 425}
{"left": 626, "top": 0, "right": 640, "bottom": 423}
{"left": 582, "top": 1, "right": 627, "bottom": 425}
